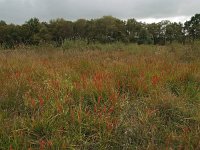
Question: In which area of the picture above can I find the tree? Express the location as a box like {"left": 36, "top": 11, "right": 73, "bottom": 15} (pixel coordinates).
{"left": 1, "top": 24, "right": 21, "bottom": 48}
{"left": 49, "top": 18, "right": 74, "bottom": 46}
{"left": 184, "top": 14, "right": 200, "bottom": 42}
{"left": 166, "top": 22, "right": 184, "bottom": 44}
{"left": 38, "top": 22, "right": 52, "bottom": 43}
{"left": 85, "top": 19, "right": 96, "bottom": 44}
{"left": 147, "top": 23, "right": 162, "bottom": 45}
{"left": 0, "top": 21, "right": 7, "bottom": 46}
{"left": 92, "top": 16, "right": 127, "bottom": 43}
{"left": 1, "top": 14, "right": 200, "bottom": 48}
{"left": 22, "top": 18, "right": 42, "bottom": 45}
{"left": 73, "top": 19, "right": 87, "bottom": 40}
{"left": 158, "top": 20, "right": 172, "bottom": 45}
{"left": 138, "top": 28, "right": 152, "bottom": 44}
{"left": 126, "top": 19, "right": 142, "bottom": 43}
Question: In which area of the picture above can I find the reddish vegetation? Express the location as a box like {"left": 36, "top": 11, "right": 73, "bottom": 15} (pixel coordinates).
{"left": 152, "top": 75, "right": 159, "bottom": 86}
{"left": 0, "top": 45, "right": 199, "bottom": 149}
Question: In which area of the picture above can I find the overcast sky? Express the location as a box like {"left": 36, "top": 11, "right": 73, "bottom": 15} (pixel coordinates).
{"left": 0, "top": 0, "right": 199, "bottom": 24}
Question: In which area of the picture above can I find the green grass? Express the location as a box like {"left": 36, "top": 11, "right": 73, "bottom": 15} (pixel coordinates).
{"left": 0, "top": 43, "right": 200, "bottom": 149}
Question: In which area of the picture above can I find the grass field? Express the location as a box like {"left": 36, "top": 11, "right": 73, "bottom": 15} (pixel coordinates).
{"left": 0, "top": 43, "right": 200, "bottom": 149}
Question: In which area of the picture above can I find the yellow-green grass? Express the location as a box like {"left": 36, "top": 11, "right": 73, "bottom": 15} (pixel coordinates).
{"left": 0, "top": 44, "right": 200, "bottom": 149}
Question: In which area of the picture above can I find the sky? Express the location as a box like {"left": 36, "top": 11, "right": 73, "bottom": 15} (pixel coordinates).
{"left": 0, "top": 0, "right": 199, "bottom": 24}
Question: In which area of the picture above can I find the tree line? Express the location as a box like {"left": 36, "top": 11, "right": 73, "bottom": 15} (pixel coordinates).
{"left": 0, "top": 14, "right": 200, "bottom": 48}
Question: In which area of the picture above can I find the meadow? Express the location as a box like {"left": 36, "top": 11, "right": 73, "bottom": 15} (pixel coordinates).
{"left": 0, "top": 43, "right": 200, "bottom": 149}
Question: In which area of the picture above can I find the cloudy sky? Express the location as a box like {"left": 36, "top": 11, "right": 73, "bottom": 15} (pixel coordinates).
{"left": 0, "top": 0, "right": 199, "bottom": 24}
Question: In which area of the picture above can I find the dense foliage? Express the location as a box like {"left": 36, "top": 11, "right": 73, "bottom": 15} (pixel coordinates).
{"left": 0, "top": 14, "right": 200, "bottom": 48}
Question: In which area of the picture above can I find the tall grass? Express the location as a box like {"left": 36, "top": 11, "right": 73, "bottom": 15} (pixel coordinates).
{"left": 0, "top": 43, "right": 199, "bottom": 149}
{"left": 61, "top": 39, "right": 159, "bottom": 52}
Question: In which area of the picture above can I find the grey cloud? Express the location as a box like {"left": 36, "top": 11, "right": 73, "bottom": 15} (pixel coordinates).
{"left": 0, "top": 0, "right": 200, "bottom": 24}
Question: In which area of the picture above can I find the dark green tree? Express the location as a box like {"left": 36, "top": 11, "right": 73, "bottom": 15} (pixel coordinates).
{"left": 166, "top": 22, "right": 184, "bottom": 44}
{"left": 184, "top": 14, "right": 200, "bottom": 42}
{"left": 73, "top": 19, "right": 87, "bottom": 40}
{"left": 23, "top": 18, "right": 42, "bottom": 45}
{"left": 147, "top": 23, "right": 162, "bottom": 45}
{"left": 126, "top": 19, "right": 142, "bottom": 43}
{"left": 0, "top": 21, "right": 7, "bottom": 46}
{"left": 138, "top": 28, "right": 152, "bottom": 44}
{"left": 49, "top": 18, "right": 74, "bottom": 46}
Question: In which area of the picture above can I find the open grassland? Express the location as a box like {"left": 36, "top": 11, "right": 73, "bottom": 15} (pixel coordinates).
{"left": 0, "top": 44, "right": 200, "bottom": 149}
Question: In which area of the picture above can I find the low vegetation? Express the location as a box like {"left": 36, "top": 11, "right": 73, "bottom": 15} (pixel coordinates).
{"left": 0, "top": 43, "right": 199, "bottom": 149}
